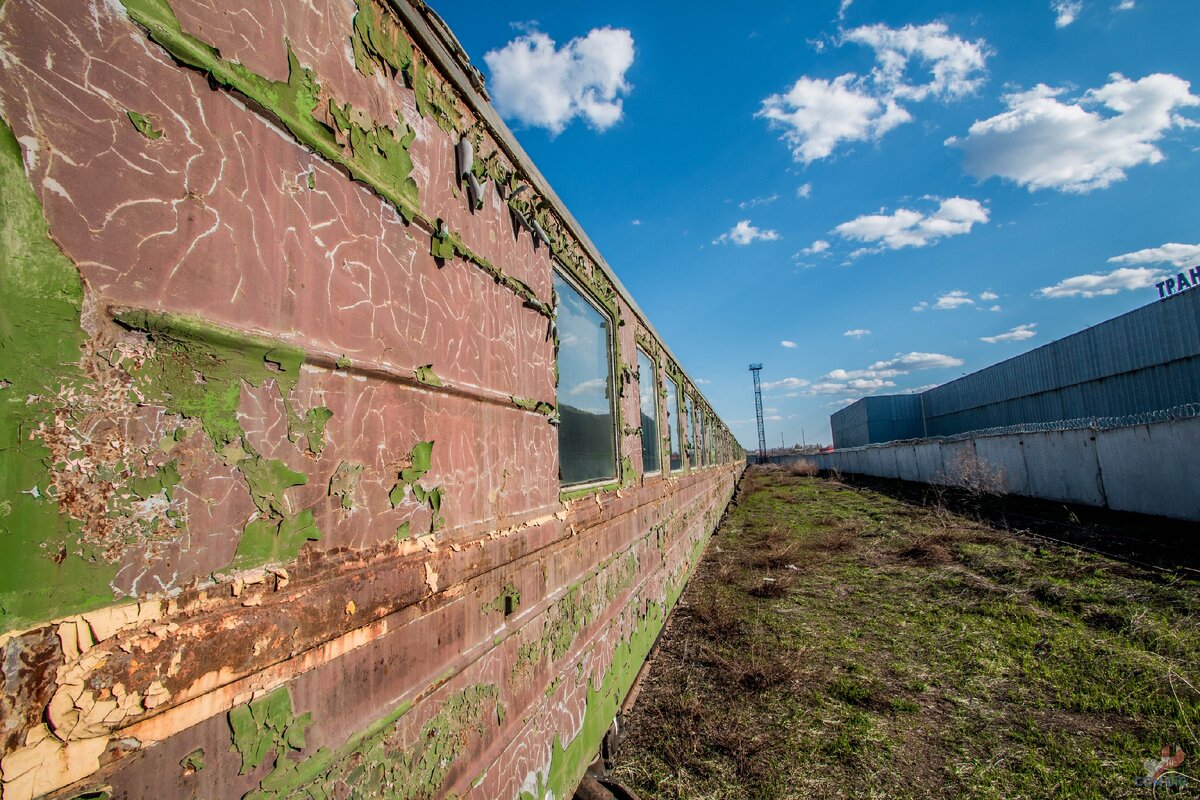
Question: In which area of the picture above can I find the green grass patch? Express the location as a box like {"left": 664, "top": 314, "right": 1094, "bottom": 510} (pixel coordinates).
{"left": 612, "top": 467, "right": 1200, "bottom": 799}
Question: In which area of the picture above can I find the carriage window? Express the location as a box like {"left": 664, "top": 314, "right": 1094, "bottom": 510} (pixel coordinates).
{"left": 665, "top": 375, "right": 683, "bottom": 472}
{"left": 637, "top": 349, "right": 660, "bottom": 475}
{"left": 554, "top": 272, "right": 616, "bottom": 486}
{"left": 686, "top": 395, "right": 698, "bottom": 469}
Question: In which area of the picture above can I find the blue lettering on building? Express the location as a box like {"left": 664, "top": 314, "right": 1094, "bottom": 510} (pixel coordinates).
{"left": 1157, "top": 265, "right": 1200, "bottom": 299}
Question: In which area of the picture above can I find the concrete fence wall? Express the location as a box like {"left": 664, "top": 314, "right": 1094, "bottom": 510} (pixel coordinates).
{"left": 788, "top": 416, "right": 1200, "bottom": 522}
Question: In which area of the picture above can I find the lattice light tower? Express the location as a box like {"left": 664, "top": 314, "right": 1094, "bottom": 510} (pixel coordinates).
{"left": 749, "top": 364, "right": 767, "bottom": 464}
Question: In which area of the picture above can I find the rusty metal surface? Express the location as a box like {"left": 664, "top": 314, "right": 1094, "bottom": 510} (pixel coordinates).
{"left": 0, "top": 1, "right": 744, "bottom": 798}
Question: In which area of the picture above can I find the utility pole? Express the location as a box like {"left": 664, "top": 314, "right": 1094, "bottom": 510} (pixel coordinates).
{"left": 749, "top": 364, "right": 767, "bottom": 464}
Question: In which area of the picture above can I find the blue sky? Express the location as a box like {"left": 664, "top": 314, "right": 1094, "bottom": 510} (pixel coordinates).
{"left": 433, "top": 0, "right": 1200, "bottom": 448}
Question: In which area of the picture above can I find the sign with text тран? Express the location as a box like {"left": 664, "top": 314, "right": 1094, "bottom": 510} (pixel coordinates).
{"left": 1157, "top": 265, "right": 1200, "bottom": 299}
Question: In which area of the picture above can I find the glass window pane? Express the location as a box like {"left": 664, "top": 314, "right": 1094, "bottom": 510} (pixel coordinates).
{"left": 637, "top": 349, "right": 660, "bottom": 474}
{"left": 686, "top": 395, "right": 698, "bottom": 468}
{"left": 555, "top": 273, "right": 615, "bottom": 486}
{"left": 665, "top": 375, "right": 683, "bottom": 471}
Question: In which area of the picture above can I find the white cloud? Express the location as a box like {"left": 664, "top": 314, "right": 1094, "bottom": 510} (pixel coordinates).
{"left": 739, "top": 193, "right": 780, "bottom": 209}
{"left": 871, "top": 352, "right": 964, "bottom": 370}
{"left": 759, "top": 23, "right": 988, "bottom": 163}
{"left": 714, "top": 219, "right": 780, "bottom": 245}
{"left": 1051, "top": 0, "right": 1082, "bottom": 27}
{"left": 843, "top": 22, "right": 990, "bottom": 102}
{"left": 484, "top": 27, "right": 635, "bottom": 135}
{"left": 696, "top": 378, "right": 712, "bottom": 384}
{"left": 981, "top": 323, "right": 1039, "bottom": 343}
{"left": 797, "top": 182, "right": 813, "bottom": 198}
{"left": 806, "top": 351, "right": 960, "bottom": 398}
{"left": 917, "top": 288, "right": 998, "bottom": 311}
{"left": 934, "top": 289, "right": 975, "bottom": 310}
{"left": 948, "top": 73, "right": 1200, "bottom": 193}
{"left": 631, "top": 219, "right": 641, "bottom": 226}
{"left": 1108, "top": 242, "right": 1200, "bottom": 267}
{"left": 809, "top": 377, "right": 897, "bottom": 396}
{"left": 568, "top": 377, "right": 606, "bottom": 396}
{"left": 843, "top": 328, "right": 871, "bottom": 337}
{"left": 848, "top": 378, "right": 896, "bottom": 390}
{"left": 802, "top": 239, "right": 831, "bottom": 255}
{"left": 1038, "top": 266, "right": 1164, "bottom": 298}
{"left": 837, "top": 0, "right": 854, "bottom": 20}
{"left": 834, "top": 197, "right": 988, "bottom": 251}
{"left": 781, "top": 340, "right": 799, "bottom": 348}
{"left": 1115, "top": 0, "right": 1135, "bottom": 9}
{"left": 824, "top": 367, "right": 903, "bottom": 380}
{"left": 761, "top": 377, "right": 811, "bottom": 391}
{"left": 758, "top": 74, "right": 910, "bottom": 163}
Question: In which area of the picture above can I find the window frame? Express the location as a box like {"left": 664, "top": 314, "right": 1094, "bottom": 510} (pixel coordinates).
{"left": 685, "top": 394, "right": 699, "bottom": 470}
{"left": 636, "top": 347, "right": 662, "bottom": 477}
{"left": 665, "top": 373, "right": 684, "bottom": 473}
{"left": 553, "top": 268, "right": 619, "bottom": 492}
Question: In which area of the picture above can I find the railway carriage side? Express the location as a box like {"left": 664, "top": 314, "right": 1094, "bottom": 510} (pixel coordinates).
{"left": 0, "top": 1, "right": 743, "bottom": 799}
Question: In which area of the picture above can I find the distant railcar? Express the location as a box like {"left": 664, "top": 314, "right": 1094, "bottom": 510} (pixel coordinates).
{"left": 0, "top": 1, "right": 743, "bottom": 798}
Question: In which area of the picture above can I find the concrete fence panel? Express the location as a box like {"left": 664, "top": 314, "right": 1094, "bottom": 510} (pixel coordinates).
{"left": 913, "top": 441, "right": 944, "bottom": 484}
{"left": 973, "top": 435, "right": 1031, "bottom": 497}
{"left": 1095, "top": 420, "right": 1200, "bottom": 520}
{"left": 894, "top": 446, "right": 921, "bottom": 483}
{"left": 1020, "top": 429, "right": 1106, "bottom": 507}
{"left": 812, "top": 416, "right": 1200, "bottom": 521}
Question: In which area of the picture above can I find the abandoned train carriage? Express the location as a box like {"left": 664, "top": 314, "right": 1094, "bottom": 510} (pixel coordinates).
{"left": 0, "top": 1, "right": 744, "bottom": 798}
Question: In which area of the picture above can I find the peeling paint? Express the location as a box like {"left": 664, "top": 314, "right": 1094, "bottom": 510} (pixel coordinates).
{"left": 125, "top": 110, "right": 163, "bottom": 140}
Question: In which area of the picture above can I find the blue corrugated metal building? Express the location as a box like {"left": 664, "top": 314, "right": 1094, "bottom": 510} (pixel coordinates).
{"left": 831, "top": 288, "right": 1200, "bottom": 448}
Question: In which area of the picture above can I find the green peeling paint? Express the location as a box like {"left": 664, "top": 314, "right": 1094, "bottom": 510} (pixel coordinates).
{"left": 115, "top": 310, "right": 311, "bottom": 450}
{"left": 120, "top": 0, "right": 421, "bottom": 221}
{"left": 327, "top": 99, "right": 419, "bottom": 217}
{"left": 229, "top": 682, "right": 496, "bottom": 800}
{"left": 430, "top": 219, "right": 462, "bottom": 262}
{"left": 228, "top": 685, "right": 317, "bottom": 789}
{"left": 328, "top": 461, "right": 364, "bottom": 510}
{"left": 238, "top": 456, "right": 307, "bottom": 518}
{"left": 351, "top": 0, "right": 414, "bottom": 79}
{"left": 351, "top": 0, "right": 460, "bottom": 133}
{"left": 233, "top": 509, "right": 320, "bottom": 570}
{"left": 621, "top": 455, "right": 636, "bottom": 487}
{"left": 482, "top": 581, "right": 520, "bottom": 617}
{"left": 292, "top": 406, "right": 333, "bottom": 454}
{"left": 388, "top": 440, "right": 445, "bottom": 533}
{"left": 518, "top": 601, "right": 669, "bottom": 800}
{"left": 520, "top": 524, "right": 714, "bottom": 800}
{"left": 413, "top": 364, "right": 442, "bottom": 387}
{"left": 115, "top": 311, "right": 331, "bottom": 569}
{"left": 510, "top": 396, "right": 555, "bottom": 416}
{"left": 119, "top": 0, "right": 552, "bottom": 320}
{"left": 180, "top": 749, "right": 205, "bottom": 773}
{"left": 126, "top": 110, "right": 163, "bottom": 139}
{"left": 0, "top": 116, "right": 120, "bottom": 632}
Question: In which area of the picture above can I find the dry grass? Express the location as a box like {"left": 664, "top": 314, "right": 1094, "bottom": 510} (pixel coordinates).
{"left": 611, "top": 467, "right": 1200, "bottom": 800}
{"left": 788, "top": 461, "right": 820, "bottom": 477}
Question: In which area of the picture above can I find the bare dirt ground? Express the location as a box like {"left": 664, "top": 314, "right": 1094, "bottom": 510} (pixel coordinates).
{"left": 610, "top": 466, "right": 1200, "bottom": 799}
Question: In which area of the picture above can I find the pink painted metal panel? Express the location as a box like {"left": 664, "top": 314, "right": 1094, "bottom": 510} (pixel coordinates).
{"left": 0, "top": 1, "right": 744, "bottom": 799}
